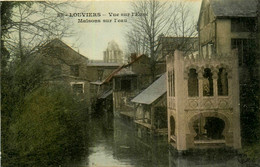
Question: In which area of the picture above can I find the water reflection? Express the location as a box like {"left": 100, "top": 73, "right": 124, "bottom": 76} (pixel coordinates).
{"left": 67, "top": 116, "right": 243, "bottom": 167}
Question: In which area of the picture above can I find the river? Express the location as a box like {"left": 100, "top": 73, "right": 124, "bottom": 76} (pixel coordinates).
{"left": 66, "top": 116, "right": 248, "bottom": 167}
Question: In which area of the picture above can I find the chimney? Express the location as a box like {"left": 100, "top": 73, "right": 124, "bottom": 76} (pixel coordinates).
{"left": 130, "top": 53, "right": 137, "bottom": 61}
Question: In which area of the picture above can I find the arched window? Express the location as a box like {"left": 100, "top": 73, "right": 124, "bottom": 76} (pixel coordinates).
{"left": 171, "top": 70, "right": 175, "bottom": 96}
{"left": 203, "top": 68, "right": 213, "bottom": 96}
{"left": 168, "top": 70, "right": 172, "bottom": 96}
{"left": 188, "top": 69, "right": 199, "bottom": 97}
{"left": 218, "top": 68, "right": 228, "bottom": 96}
{"left": 170, "top": 116, "right": 175, "bottom": 136}
{"left": 168, "top": 70, "right": 175, "bottom": 97}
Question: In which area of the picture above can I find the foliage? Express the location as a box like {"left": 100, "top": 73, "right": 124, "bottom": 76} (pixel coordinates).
{"left": 3, "top": 84, "right": 88, "bottom": 167}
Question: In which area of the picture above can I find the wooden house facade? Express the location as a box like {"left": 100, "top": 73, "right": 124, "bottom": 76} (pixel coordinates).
{"left": 131, "top": 73, "right": 167, "bottom": 136}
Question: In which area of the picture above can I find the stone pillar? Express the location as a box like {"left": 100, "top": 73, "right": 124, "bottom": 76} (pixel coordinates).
{"left": 198, "top": 70, "right": 204, "bottom": 110}
{"left": 174, "top": 50, "right": 187, "bottom": 151}
{"left": 212, "top": 69, "right": 218, "bottom": 98}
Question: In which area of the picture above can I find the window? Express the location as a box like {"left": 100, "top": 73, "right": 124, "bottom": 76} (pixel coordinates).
{"left": 72, "top": 84, "right": 84, "bottom": 94}
{"left": 217, "top": 68, "right": 228, "bottom": 96}
{"left": 70, "top": 65, "right": 79, "bottom": 77}
{"left": 114, "top": 77, "right": 137, "bottom": 91}
{"left": 231, "top": 18, "right": 256, "bottom": 32}
{"left": 202, "top": 45, "right": 207, "bottom": 58}
{"left": 121, "top": 79, "right": 131, "bottom": 91}
{"left": 154, "top": 107, "right": 167, "bottom": 129}
{"left": 168, "top": 70, "right": 175, "bottom": 97}
{"left": 201, "top": 43, "right": 215, "bottom": 58}
{"left": 188, "top": 69, "right": 199, "bottom": 97}
{"left": 231, "top": 39, "right": 256, "bottom": 66}
{"left": 203, "top": 68, "right": 213, "bottom": 96}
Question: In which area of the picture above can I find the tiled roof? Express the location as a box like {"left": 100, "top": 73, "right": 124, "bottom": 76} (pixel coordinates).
{"left": 210, "top": 0, "right": 257, "bottom": 17}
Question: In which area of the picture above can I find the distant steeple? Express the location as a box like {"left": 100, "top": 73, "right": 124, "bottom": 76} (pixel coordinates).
{"left": 103, "top": 40, "right": 123, "bottom": 63}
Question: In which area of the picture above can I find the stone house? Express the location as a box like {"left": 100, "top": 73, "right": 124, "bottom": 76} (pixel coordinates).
{"left": 87, "top": 62, "right": 121, "bottom": 111}
{"left": 167, "top": 50, "right": 241, "bottom": 151}
{"left": 131, "top": 73, "right": 167, "bottom": 136}
{"left": 37, "top": 39, "right": 90, "bottom": 105}
{"left": 198, "top": 0, "right": 259, "bottom": 84}
{"left": 198, "top": 0, "right": 260, "bottom": 144}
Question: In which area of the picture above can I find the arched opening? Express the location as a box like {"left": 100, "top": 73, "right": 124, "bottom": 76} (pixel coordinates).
{"left": 170, "top": 116, "right": 175, "bottom": 136}
{"left": 203, "top": 68, "right": 213, "bottom": 96}
{"left": 193, "top": 116, "right": 225, "bottom": 140}
{"left": 188, "top": 68, "right": 198, "bottom": 97}
{"left": 217, "top": 68, "right": 228, "bottom": 96}
{"left": 171, "top": 70, "right": 175, "bottom": 97}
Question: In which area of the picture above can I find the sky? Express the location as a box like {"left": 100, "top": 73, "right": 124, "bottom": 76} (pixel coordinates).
{"left": 63, "top": 0, "right": 202, "bottom": 60}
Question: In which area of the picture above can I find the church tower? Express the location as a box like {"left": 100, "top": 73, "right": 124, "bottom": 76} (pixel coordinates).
{"left": 103, "top": 40, "right": 123, "bottom": 63}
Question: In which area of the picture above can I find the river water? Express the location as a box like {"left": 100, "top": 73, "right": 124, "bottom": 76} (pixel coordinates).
{"left": 66, "top": 116, "right": 248, "bottom": 167}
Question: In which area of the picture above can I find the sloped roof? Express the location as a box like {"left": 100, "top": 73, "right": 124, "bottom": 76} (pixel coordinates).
{"left": 87, "top": 62, "right": 122, "bottom": 67}
{"left": 101, "top": 54, "right": 146, "bottom": 84}
{"left": 42, "top": 38, "right": 88, "bottom": 60}
{"left": 210, "top": 0, "right": 257, "bottom": 17}
{"left": 98, "top": 89, "right": 113, "bottom": 99}
{"left": 131, "top": 73, "right": 166, "bottom": 105}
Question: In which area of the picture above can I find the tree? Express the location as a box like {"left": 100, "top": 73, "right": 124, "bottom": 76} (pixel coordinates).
{"left": 1, "top": 2, "right": 90, "bottom": 166}
{"left": 2, "top": 1, "right": 75, "bottom": 63}
{"left": 125, "top": 0, "right": 197, "bottom": 79}
{"left": 5, "top": 84, "right": 88, "bottom": 167}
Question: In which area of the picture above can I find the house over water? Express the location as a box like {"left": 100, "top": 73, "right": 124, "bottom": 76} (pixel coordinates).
{"left": 167, "top": 50, "right": 241, "bottom": 151}
{"left": 112, "top": 54, "right": 153, "bottom": 118}
{"left": 131, "top": 73, "right": 167, "bottom": 136}
{"left": 198, "top": 0, "right": 260, "bottom": 145}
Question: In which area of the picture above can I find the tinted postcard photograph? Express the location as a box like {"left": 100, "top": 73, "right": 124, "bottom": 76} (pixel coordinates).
{"left": 1, "top": 0, "right": 260, "bottom": 166}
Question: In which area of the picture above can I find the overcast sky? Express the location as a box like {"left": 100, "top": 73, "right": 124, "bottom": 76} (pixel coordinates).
{"left": 63, "top": 0, "right": 202, "bottom": 60}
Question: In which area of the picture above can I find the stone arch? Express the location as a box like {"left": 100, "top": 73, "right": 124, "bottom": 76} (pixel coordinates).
{"left": 216, "top": 63, "right": 229, "bottom": 70}
{"left": 201, "top": 64, "right": 215, "bottom": 70}
{"left": 202, "top": 68, "right": 214, "bottom": 96}
{"left": 187, "top": 68, "right": 199, "bottom": 97}
{"left": 188, "top": 112, "right": 230, "bottom": 143}
{"left": 216, "top": 64, "right": 232, "bottom": 79}
{"left": 184, "top": 65, "right": 199, "bottom": 79}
